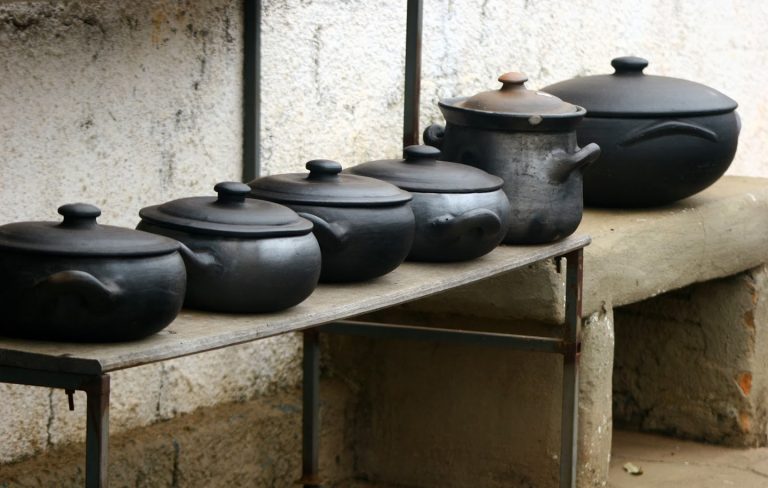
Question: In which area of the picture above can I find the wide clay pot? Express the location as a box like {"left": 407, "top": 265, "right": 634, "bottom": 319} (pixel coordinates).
{"left": 138, "top": 182, "right": 321, "bottom": 313}
{"left": 0, "top": 203, "right": 186, "bottom": 342}
{"left": 543, "top": 56, "right": 740, "bottom": 207}
{"left": 347, "top": 145, "right": 510, "bottom": 261}
{"left": 424, "top": 72, "right": 601, "bottom": 244}
{"left": 248, "top": 160, "right": 415, "bottom": 282}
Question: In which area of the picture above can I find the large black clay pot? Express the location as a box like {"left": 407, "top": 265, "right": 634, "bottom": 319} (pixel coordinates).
{"left": 543, "top": 56, "right": 740, "bottom": 207}
{"left": 248, "top": 160, "right": 415, "bottom": 282}
{"left": 424, "top": 72, "right": 601, "bottom": 244}
{"left": 138, "top": 182, "right": 321, "bottom": 313}
{"left": 0, "top": 203, "right": 186, "bottom": 342}
{"left": 347, "top": 145, "right": 510, "bottom": 261}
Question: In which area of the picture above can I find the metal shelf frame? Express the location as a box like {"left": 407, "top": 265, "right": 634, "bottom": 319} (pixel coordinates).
{"left": 300, "top": 248, "right": 583, "bottom": 488}
{"left": 0, "top": 3, "right": 584, "bottom": 487}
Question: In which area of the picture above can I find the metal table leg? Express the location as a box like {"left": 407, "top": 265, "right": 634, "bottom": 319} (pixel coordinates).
{"left": 302, "top": 329, "right": 321, "bottom": 488}
{"left": 84, "top": 375, "right": 110, "bottom": 488}
{"left": 0, "top": 368, "right": 111, "bottom": 487}
{"left": 560, "top": 249, "right": 583, "bottom": 488}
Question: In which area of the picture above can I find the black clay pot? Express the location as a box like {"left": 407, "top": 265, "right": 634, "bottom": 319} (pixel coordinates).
{"left": 543, "top": 56, "right": 740, "bottom": 207}
{"left": 424, "top": 72, "right": 601, "bottom": 244}
{"left": 248, "top": 160, "right": 415, "bottom": 282}
{"left": 347, "top": 145, "right": 510, "bottom": 261}
{"left": 0, "top": 204, "right": 186, "bottom": 342}
{"left": 138, "top": 182, "right": 321, "bottom": 313}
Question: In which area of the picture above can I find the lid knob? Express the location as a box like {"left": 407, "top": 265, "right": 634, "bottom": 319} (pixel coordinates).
{"left": 214, "top": 181, "right": 250, "bottom": 204}
{"left": 498, "top": 72, "right": 529, "bottom": 89}
{"left": 611, "top": 56, "right": 648, "bottom": 74}
{"left": 58, "top": 203, "right": 101, "bottom": 228}
{"left": 306, "top": 159, "right": 342, "bottom": 179}
{"left": 403, "top": 145, "right": 440, "bottom": 162}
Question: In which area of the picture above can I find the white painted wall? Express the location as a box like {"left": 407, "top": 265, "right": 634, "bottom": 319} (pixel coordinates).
{"left": 0, "top": 0, "right": 767, "bottom": 465}
{"left": 260, "top": 0, "right": 768, "bottom": 176}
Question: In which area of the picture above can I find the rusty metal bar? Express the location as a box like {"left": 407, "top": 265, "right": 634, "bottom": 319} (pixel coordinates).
{"left": 403, "top": 0, "right": 423, "bottom": 147}
{"left": 319, "top": 320, "right": 564, "bottom": 354}
{"left": 242, "top": 0, "right": 262, "bottom": 181}
{"left": 0, "top": 366, "right": 99, "bottom": 390}
{"left": 301, "top": 329, "right": 321, "bottom": 488}
{"left": 84, "top": 374, "right": 110, "bottom": 488}
{"left": 560, "top": 249, "right": 583, "bottom": 488}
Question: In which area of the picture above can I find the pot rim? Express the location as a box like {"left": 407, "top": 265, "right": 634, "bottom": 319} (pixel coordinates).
{"left": 439, "top": 97, "right": 587, "bottom": 132}
{"left": 576, "top": 107, "right": 737, "bottom": 119}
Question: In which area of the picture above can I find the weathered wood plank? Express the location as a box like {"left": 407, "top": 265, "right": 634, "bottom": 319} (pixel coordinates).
{"left": 0, "top": 235, "right": 589, "bottom": 375}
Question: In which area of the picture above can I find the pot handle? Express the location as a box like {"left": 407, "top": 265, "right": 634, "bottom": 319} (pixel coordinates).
{"left": 548, "top": 143, "right": 601, "bottom": 183}
{"left": 423, "top": 124, "right": 445, "bottom": 150}
{"left": 297, "top": 212, "right": 350, "bottom": 252}
{"left": 30, "top": 270, "right": 121, "bottom": 311}
{"left": 177, "top": 242, "right": 223, "bottom": 274}
{"left": 429, "top": 208, "right": 502, "bottom": 241}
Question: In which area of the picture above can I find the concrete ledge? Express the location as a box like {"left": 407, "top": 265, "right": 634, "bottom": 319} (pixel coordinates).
{"left": 383, "top": 176, "right": 768, "bottom": 323}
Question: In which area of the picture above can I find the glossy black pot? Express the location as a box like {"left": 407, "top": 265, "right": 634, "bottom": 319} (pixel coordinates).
{"left": 543, "top": 57, "right": 740, "bottom": 207}
{"left": 138, "top": 182, "right": 321, "bottom": 313}
{"left": 348, "top": 145, "right": 510, "bottom": 261}
{"left": 0, "top": 204, "right": 186, "bottom": 342}
{"left": 248, "top": 160, "right": 415, "bottom": 282}
{"left": 424, "top": 72, "right": 600, "bottom": 244}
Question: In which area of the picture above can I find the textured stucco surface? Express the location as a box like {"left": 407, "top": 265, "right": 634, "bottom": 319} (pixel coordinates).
{"left": 259, "top": 0, "right": 768, "bottom": 178}
{"left": 0, "top": 0, "right": 242, "bottom": 226}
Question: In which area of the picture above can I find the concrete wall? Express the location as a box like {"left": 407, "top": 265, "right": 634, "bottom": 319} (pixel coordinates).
{"left": 1, "top": 0, "right": 768, "bottom": 486}
{"left": 613, "top": 265, "right": 768, "bottom": 447}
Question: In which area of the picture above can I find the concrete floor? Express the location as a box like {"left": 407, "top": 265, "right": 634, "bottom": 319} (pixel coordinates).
{"left": 339, "top": 429, "right": 768, "bottom": 487}
{"left": 609, "top": 430, "right": 768, "bottom": 488}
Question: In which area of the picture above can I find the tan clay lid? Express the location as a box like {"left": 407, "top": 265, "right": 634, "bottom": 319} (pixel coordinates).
{"left": 458, "top": 72, "right": 579, "bottom": 115}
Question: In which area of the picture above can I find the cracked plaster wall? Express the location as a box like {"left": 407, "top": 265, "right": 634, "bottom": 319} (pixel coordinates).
{"left": 1, "top": 0, "right": 768, "bottom": 482}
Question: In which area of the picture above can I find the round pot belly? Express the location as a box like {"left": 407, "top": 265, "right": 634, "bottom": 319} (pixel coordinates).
{"left": 408, "top": 191, "right": 510, "bottom": 261}
{"left": 0, "top": 251, "right": 186, "bottom": 342}
{"left": 137, "top": 222, "right": 321, "bottom": 312}
{"left": 577, "top": 113, "right": 739, "bottom": 207}
{"left": 286, "top": 204, "right": 415, "bottom": 283}
{"left": 438, "top": 126, "right": 587, "bottom": 244}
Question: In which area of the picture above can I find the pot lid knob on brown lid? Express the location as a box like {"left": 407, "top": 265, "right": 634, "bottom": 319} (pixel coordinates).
{"left": 458, "top": 71, "right": 578, "bottom": 115}
{"left": 542, "top": 56, "right": 738, "bottom": 117}
{"left": 0, "top": 203, "right": 179, "bottom": 257}
{"left": 347, "top": 145, "right": 503, "bottom": 194}
{"left": 139, "top": 182, "right": 312, "bottom": 237}
{"left": 247, "top": 160, "right": 412, "bottom": 207}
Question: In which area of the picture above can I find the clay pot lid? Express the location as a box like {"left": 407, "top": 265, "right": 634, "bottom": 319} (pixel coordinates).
{"left": 247, "top": 160, "right": 412, "bottom": 207}
{"left": 542, "top": 56, "right": 738, "bottom": 117}
{"left": 347, "top": 145, "right": 503, "bottom": 194}
{"left": 456, "top": 72, "right": 580, "bottom": 115}
{"left": 0, "top": 203, "right": 179, "bottom": 257}
{"left": 139, "top": 182, "right": 313, "bottom": 237}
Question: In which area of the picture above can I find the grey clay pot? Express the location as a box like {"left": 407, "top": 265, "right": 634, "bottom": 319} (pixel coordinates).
{"left": 424, "top": 72, "right": 601, "bottom": 244}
